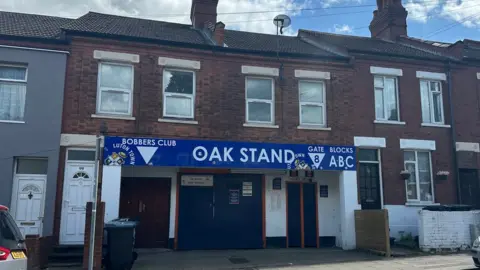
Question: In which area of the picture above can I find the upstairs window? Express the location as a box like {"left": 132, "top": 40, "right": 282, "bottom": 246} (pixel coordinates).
{"left": 0, "top": 65, "right": 27, "bottom": 122}
{"left": 374, "top": 76, "right": 399, "bottom": 122}
{"left": 420, "top": 80, "right": 444, "bottom": 124}
{"left": 97, "top": 63, "right": 134, "bottom": 115}
{"left": 163, "top": 69, "right": 195, "bottom": 119}
{"left": 299, "top": 81, "right": 325, "bottom": 126}
{"left": 246, "top": 77, "right": 274, "bottom": 124}
{"left": 404, "top": 151, "right": 434, "bottom": 202}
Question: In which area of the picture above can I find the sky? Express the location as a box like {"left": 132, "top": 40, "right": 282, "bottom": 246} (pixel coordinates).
{"left": 1, "top": 0, "right": 480, "bottom": 43}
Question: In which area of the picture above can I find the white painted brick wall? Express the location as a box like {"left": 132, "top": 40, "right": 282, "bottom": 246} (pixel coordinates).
{"left": 418, "top": 210, "right": 480, "bottom": 251}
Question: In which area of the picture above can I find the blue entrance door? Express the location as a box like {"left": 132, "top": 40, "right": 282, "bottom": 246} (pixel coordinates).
{"left": 178, "top": 174, "right": 263, "bottom": 250}
{"left": 287, "top": 183, "right": 302, "bottom": 247}
{"left": 177, "top": 183, "right": 214, "bottom": 250}
{"left": 287, "top": 182, "right": 318, "bottom": 248}
{"left": 303, "top": 183, "right": 317, "bottom": 247}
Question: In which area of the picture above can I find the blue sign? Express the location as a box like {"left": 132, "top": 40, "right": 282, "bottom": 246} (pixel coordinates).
{"left": 103, "top": 136, "right": 356, "bottom": 171}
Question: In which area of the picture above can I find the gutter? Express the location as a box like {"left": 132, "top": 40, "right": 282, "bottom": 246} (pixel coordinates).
{"left": 446, "top": 62, "right": 461, "bottom": 204}
{"left": 349, "top": 49, "right": 460, "bottom": 64}
{"left": 0, "top": 34, "right": 69, "bottom": 45}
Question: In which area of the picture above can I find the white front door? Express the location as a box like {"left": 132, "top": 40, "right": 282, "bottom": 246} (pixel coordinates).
{"left": 60, "top": 162, "right": 95, "bottom": 245}
{"left": 11, "top": 175, "right": 47, "bottom": 237}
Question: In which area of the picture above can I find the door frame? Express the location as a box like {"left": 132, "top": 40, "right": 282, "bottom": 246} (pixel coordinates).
{"left": 285, "top": 181, "right": 319, "bottom": 248}
{"left": 10, "top": 170, "right": 48, "bottom": 237}
{"left": 357, "top": 148, "right": 384, "bottom": 209}
{"left": 59, "top": 158, "right": 95, "bottom": 245}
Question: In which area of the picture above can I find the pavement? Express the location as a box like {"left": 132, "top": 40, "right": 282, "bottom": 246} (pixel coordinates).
{"left": 129, "top": 248, "right": 479, "bottom": 270}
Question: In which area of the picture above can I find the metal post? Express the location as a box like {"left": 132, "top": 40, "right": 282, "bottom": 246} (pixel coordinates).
{"left": 88, "top": 134, "right": 102, "bottom": 270}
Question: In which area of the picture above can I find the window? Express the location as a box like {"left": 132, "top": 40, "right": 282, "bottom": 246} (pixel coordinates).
{"left": 16, "top": 158, "right": 48, "bottom": 175}
{"left": 420, "top": 80, "right": 444, "bottom": 124}
{"left": 97, "top": 63, "right": 133, "bottom": 115}
{"left": 0, "top": 65, "right": 27, "bottom": 122}
{"left": 404, "top": 151, "right": 433, "bottom": 202}
{"left": 299, "top": 81, "right": 325, "bottom": 126}
{"left": 374, "top": 76, "right": 399, "bottom": 121}
{"left": 67, "top": 150, "right": 96, "bottom": 161}
{"left": 163, "top": 69, "right": 195, "bottom": 119}
{"left": 246, "top": 77, "right": 274, "bottom": 124}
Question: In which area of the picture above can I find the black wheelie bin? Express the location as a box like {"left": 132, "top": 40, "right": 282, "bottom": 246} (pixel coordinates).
{"left": 103, "top": 218, "right": 139, "bottom": 270}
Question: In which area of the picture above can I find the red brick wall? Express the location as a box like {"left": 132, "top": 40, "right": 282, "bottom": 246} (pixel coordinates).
{"left": 62, "top": 36, "right": 354, "bottom": 144}
{"left": 350, "top": 59, "right": 456, "bottom": 205}
{"left": 25, "top": 235, "right": 53, "bottom": 270}
{"left": 450, "top": 66, "right": 480, "bottom": 170}
{"left": 61, "top": 36, "right": 457, "bottom": 206}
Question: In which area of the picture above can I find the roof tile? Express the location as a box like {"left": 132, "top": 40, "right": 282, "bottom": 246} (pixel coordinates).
{"left": 300, "top": 30, "right": 448, "bottom": 61}
{"left": 0, "top": 11, "right": 72, "bottom": 39}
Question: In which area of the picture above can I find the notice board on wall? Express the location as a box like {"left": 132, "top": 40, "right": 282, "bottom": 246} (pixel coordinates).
{"left": 320, "top": 185, "right": 328, "bottom": 198}
{"left": 242, "top": 182, "right": 252, "bottom": 196}
{"left": 229, "top": 189, "right": 240, "bottom": 204}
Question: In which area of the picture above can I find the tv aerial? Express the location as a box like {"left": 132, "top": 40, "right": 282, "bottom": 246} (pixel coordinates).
{"left": 273, "top": 14, "right": 291, "bottom": 35}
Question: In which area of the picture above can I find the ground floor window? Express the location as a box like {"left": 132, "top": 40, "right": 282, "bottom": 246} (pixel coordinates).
{"left": 404, "top": 150, "right": 433, "bottom": 202}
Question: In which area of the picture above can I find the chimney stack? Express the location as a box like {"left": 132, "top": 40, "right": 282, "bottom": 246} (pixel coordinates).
{"left": 191, "top": 0, "right": 219, "bottom": 29}
{"left": 369, "top": 0, "right": 408, "bottom": 40}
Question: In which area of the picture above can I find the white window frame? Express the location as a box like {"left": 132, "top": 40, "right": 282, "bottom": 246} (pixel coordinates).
{"left": 0, "top": 64, "right": 28, "bottom": 122}
{"left": 421, "top": 80, "right": 444, "bottom": 124}
{"left": 96, "top": 62, "right": 134, "bottom": 116}
{"left": 403, "top": 150, "right": 434, "bottom": 203}
{"left": 298, "top": 80, "right": 326, "bottom": 127}
{"left": 0, "top": 64, "right": 28, "bottom": 83}
{"left": 162, "top": 68, "right": 196, "bottom": 119}
{"left": 374, "top": 75, "right": 400, "bottom": 122}
{"left": 245, "top": 76, "right": 275, "bottom": 124}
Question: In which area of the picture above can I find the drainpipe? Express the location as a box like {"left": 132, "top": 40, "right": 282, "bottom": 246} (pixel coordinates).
{"left": 447, "top": 62, "right": 461, "bottom": 204}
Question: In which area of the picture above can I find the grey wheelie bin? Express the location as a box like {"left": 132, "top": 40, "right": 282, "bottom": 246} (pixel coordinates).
{"left": 103, "top": 218, "right": 139, "bottom": 270}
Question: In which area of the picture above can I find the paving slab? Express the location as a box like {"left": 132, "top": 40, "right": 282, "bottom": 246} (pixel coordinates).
{"left": 49, "top": 249, "right": 478, "bottom": 270}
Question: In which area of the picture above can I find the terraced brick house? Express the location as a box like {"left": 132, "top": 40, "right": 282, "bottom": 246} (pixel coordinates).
{"left": 0, "top": 0, "right": 478, "bottom": 263}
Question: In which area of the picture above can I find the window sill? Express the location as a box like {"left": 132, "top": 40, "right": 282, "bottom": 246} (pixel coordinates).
{"left": 374, "top": 120, "right": 406, "bottom": 125}
{"left": 91, "top": 114, "right": 136, "bottom": 121}
{"left": 243, "top": 123, "right": 279, "bottom": 129}
{"left": 405, "top": 202, "right": 440, "bottom": 207}
{"left": 297, "top": 125, "right": 331, "bottom": 131}
{"left": 0, "top": 120, "right": 25, "bottom": 124}
{"left": 421, "top": 123, "right": 451, "bottom": 128}
{"left": 158, "top": 118, "right": 198, "bottom": 125}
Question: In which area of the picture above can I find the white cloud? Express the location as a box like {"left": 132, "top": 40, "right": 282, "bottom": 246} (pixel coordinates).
{"left": 333, "top": 24, "right": 353, "bottom": 34}
{"left": 405, "top": 0, "right": 480, "bottom": 29}
{"left": 440, "top": 1, "right": 480, "bottom": 29}
{"left": 404, "top": 0, "right": 441, "bottom": 23}
{"left": 0, "top": 0, "right": 311, "bottom": 34}
{"left": 321, "top": 0, "right": 362, "bottom": 8}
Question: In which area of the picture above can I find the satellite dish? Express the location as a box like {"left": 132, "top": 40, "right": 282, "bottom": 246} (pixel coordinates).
{"left": 273, "top": 14, "right": 291, "bottom": 35}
